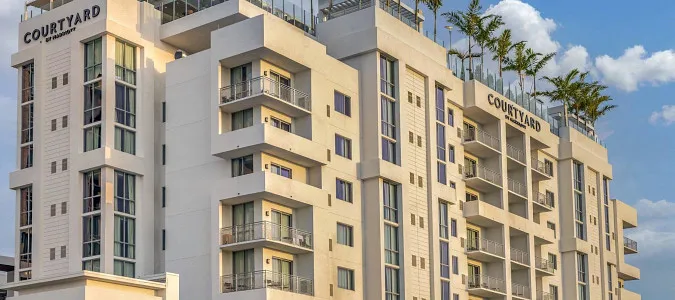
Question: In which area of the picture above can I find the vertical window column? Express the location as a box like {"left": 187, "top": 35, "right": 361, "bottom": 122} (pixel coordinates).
{"left": 114, "top": 39, "right": 137, "bottom": 155}
{"left": 82, "top": 169, "right": 102, "bottom": 272}
{"left": 114, "top": 170, "right": 136, "bottom": 278}
{"left": 380, "top": 55, "right": 397, "bottom": 164}
{"left": 20, "top": 63, "right": 34, "bottom": 169}
{"left": 383, "top": 181, "right": 400, "bottom": 300}
{"left": 84, "top": 38, "right": 102, "bottom": 152}
{"left": 573, "top": 162, "right": 586, "bottom": 240}
{"left": 18, "top": 186, "right": 33, "bottom": 280}
{"left": 435, "top": 84, "right": 447, "bottom": 184}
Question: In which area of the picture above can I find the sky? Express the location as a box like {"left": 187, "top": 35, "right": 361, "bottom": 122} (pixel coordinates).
{"left": 0, "top": 0, "right": 673, "bottom": 298}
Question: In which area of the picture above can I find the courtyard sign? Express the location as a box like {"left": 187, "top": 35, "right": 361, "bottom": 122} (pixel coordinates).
{"left": 23, "top": 5, "right": 101, "bottom": 44}
{"left": 487, "top": 93, "right": 541, "bottom": 132}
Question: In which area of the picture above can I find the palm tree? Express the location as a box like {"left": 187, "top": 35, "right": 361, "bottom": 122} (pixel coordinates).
{"left": 327, "top": 0, "right": 333, "bottom": 19}
{"left": 489, "top": 29, "right": 522, "bottom": 78}
{"left": 503, "top": 43, "right": 537, "bottom": 94}
{"left": 426, "top": 0, "right": 443, "bottom": 41}
{"left": 443, "top": 0, "right": 482, "bottom": 77}
{"left": 536, "top": 69, "right": 588, "bottom": 126}
{"left": 448, "top": 48, "right": 481, "bottom": 79}
{"left": 584, "top": 91, "right": 617, "bottom": 135}
{"left": 526, "top": 51, "right": 555, "bottom": 96}
{"left": 475, "top": 15, "right": 503, "bottom": 73}
{"left": 414, "top": 0, "right": 432, "bottom": 32}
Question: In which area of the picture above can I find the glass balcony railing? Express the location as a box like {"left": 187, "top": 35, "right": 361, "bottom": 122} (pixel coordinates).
{"left": 624, "top": 236, "right": 638, "bottom": 252}
{"left": 220, "top": 221, "right": 313, "bottom": 250}
{"left": 221, "top": 270, "right": 314, "bottom": 295}
{"left": 220, "top": 76, "right": 311, "bottom": 111}
{"left": 319, "top": 0, "right": 419, "bottom": 33}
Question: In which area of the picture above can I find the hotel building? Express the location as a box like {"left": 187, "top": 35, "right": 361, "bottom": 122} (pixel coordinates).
{"left": 3, "top": 0, "right": 640, "bottom": 299}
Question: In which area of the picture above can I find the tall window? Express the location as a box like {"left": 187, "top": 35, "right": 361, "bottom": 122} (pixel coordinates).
{"left": 603, "top": 177, "right": 611, "bottom": 251}
{"left": 84, "top": 125, "right": 101, "bottom": 152}
{"left": 380, "top": 56, "right": 395, "bottom": 98}
{"left": 335, "top": 134, "right": 352, "bottom": 159}
{"left": 231, "top": 108, "right": 253, "bottom": 130}
{"left": 384, "top": 224, "right": 399, "bottom": 265}
{"left": 549, "top": 285, "right": 559, "bottom": 300}
{"left": 232, "top": 155, "right": 253, "bottom": 177}
{"left": 334, "top": 91, "right": 351, "bottom": 116}
{"left": 439, "top": 201, "right": 448, "bottom": 238}
{"left": 607, "top": 264, "right": 613, "bottom": 300}
{"left": 83, "top": 169, "right": 102, "bottom": 213}
{"left": 19, "top": 228, "right": 32, "bottom": 271}
{"left": 115, "top": 40, "right": 136, "bottom": 84}
{"left": 385, "top": 267, "right": 399, "bottom": 300}
{"left": 447, "top": 108, "right": 454, "bottom": 126}
{"left": 383, "top": 181, "right": 398, "bottom": 223}
{"left": 20, "top": 63, "right": 34, "bottom": 169}
{"left": 337, "top": 267, "right": 355, "bottom": 290}
{"left": 115, "top": 84, "right": 136, "bottom": 127}
{"left": 114, "top": 215, "right": 135, "bottom": 259}
{"left": 577, "top": 253, "right": 588, "bottom": 300}
{"left": 435, "top": 85, "right": 445, "bottom": 122}
{"left": 84, "top": 38, "right": 102, "bottom": 81}
{"left": 441, "top": 281, "right": 450, "bottom": 300}
{"left": 381, "top": 96, "right": 397, "bottom": 164}
{"left": 83, "top": 215, "right": 101, "bottom": 257}
{"left": 114, "top": 171, "right": 135, "bottom": 215}
{"left": 336, "top": 179, "right": 353, "bottom": 203}
{"left": 337, "top": 223, "right": 353, "bottom": 246}
{"left": 19, "top": 186, "right": 33, "bottom": 227}
{"left": 573, "top": 161, "right": 586, "bottom": 240}
{"left": 440, "top": 241, "right": 449, "bottom": 278}
{"left": 437, "top": 123, "right": 447, "bottom": 184}
{"left": 84, "top": 39, "right": 102, "bottom": 155}
{"left": 449, "top": 145, "right": 455, "bottom": 163}
{"left": 20, "top": 144, "right": 33, "bottom": 169}
{"left": 451, "top": 219, "right": 457, "bottom": 237}
{"left": 84, "top": 81, "right": 103, "bottom": 125}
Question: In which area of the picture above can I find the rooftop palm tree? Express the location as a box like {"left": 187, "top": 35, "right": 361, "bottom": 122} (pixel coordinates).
{"left": 426, "top": 0, "right": 443, "bottom": 41}
{"left": 503, "top": 43, "right": 537, "bottom": 94}
{"left": 584, "top": 91, "right": 617, "bottom": 135}
{"left": 489, "top": 29, "right": 522, "bottom": 78}
{"left": 414, "top": 0, "right": 432, "bottom": 32}
{"left": 526, "top": 50, "right": 555, "bottom": 96}
{"left": 536, "top": 69, "right": 588, "bottom": 126}
{"left": 443, "top": 0, "right": 482, "bottom": 78}
{"left": 475, "top": 14, "right": 503, "bottom": 73}
{"left": 448, "top": 48, "right": 481, "bottom": 80}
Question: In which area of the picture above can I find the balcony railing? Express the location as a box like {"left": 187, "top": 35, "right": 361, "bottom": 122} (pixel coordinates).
{"left": 534, "top": 256, "right": 554, "bottom": 274}
{"left": 624, "top": 237, "right": 638, "bottom": 252}
{"left": 531, "top": 158, "right": 553, "bottom": 177}
{"left": 221, "top": 270, "right": 313, "bottom": 295}
{"left": 468, "top": 274, "right": 506, "bottom": 293}
{"left": 510, "top": 247, "right": 529, "bottom": 265}
{"left": 534, "top": 192, "right": 554, "bottom": 209}
{"left": 512, "top": 282, "right": 531, "bottom": 299}
{"left": 507, "top": 178, "right": 527, "bottom": 197}
{"left": 463, "top": 127, "right": 501, "bottom": 151}
{"left": 22, "top": 0, "right": 74, "bottom": 22}
{"left": 220, "top": 221, "right": 313, "bottom": 250}
{"left": 467, "top": 237, "right": 505, "bottom": 257}
{"left": 220, "top": 76, "right": 311, "bottom": 111}
{"left": 464, "top": 164, "right": 502, "bottom": 187}
{"left": 506, "top": 144, "right": 525, "bottom": 164}
{"left": 536, "top": 291, "right": 554, "bottom": 300}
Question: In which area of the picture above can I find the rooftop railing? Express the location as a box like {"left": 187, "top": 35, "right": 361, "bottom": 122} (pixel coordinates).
{"left": 463, "top": 127, "right": 501, "bottom": 151}
{"left": 220, "top": 76, "right": 311, "bottom": 111}
{"left": 22, "top": 0, "right": 74, "bottom": 22}
{"left": 221, "top": 270, "right": 314, "bottom": 295}
{"left": 468, "top": 274, "right": 506, "bottom": 293}
{"left": 467, "top": 237, "right": 505, "bottom": 257}
{"left": 463, "top": 164, "right": 502, "bottom": 187}
{"left": 512, "top": 282, "right": 531, "bottom": 299}
{"left": 624, "top": 237, "right": 638, "bottom": 252}
{"left": 506, "top": 144, "right": 525, "bottom": 164}
{"left": 510, "top": 247, "right": 529, "bottom": 265}
{"left": 221, "top": 221, "right": 313, "bottom": 250}
{"left": 507, "top": 178, "right": 527, "bottom": 198}
{"left": 534, "top": 256, "right": 554, "bottom": 274}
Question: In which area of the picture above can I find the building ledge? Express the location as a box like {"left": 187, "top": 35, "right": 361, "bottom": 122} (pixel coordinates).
{"left": 1, "top": 271, "right": 170, "bottom": 292}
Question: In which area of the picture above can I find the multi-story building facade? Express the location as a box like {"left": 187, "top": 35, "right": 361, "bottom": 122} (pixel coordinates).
{"left": 3, "top": 0, "right": 640, "bottom": 299}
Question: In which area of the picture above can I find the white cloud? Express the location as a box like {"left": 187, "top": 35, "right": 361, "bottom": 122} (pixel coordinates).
{"left": 629, "top": 199, "right": 675, "bottom": 256}
{"left": 595, "top": 46, "right": 675, "bottom": 92}
{"left": 649, "top": 105, "right": 675, "bottom": 125}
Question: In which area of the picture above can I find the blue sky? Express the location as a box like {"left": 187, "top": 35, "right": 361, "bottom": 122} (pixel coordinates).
{"left": 0, "top": 0, "right": 673, "bottom": 298}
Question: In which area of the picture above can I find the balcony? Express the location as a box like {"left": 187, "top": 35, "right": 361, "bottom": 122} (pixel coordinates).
{"left": 466, "top": 237, "right": 505, "bottom": 262}
{"left": 211, "top": 123, "right": 328, "bottom": 167}
{"left": 463, "top": 164, "right": 502, "bottom": 193}
{"left": 213, "top": 172, "right": 328, "bottom": 208}
{"left": 463, "top": 200, "right": 505, "bottom": 227}
{"left": 623, "top": 236, "right": 638, "bottom": 254}
{"left": 467, "top": 274, "right": 506, "bottom": 297}
{"left": 507, "top": 178, "right": 527, "bottom": 200}
{"left": 512, "top": 282, "right": 531, "bottom": 299}
{"left": 534, "top": 256, "right": 554, "bottom": 276}
{"left": 22, "top": 0, "right": 73, "bottom": 21}
{"left": 531, "top": 158, "right": 553, "bottom": 181}
{"left": 533, "top": 192, "right": 554, "bottom": 212}
{"left": 618, "top": 261, "right": 640, "bottom": 281}
{"left": 506, "top": 144, "right": 526, "bottom": 168}
{"left": 221, "top": 270, "right": 313, "bottom": 295}
{"left": 619, "top": 288, "right": 642, "bottom": 300}
{"left": 536, "top": 291, "right": 554, "bottom": 300}
{"left": 534, "top": 225, "right": 555, "bottom": 245}
{"left": 220, "top": 221, "right": 312, "bottom": 254}
{"left": 463, "top": 127, "right": 501, "bottom": 157}
{"left": 510, "top": 247, "right": 530, "bottom": 269}
{"left": 220, "top": 76, "right": 311, "bottom": 117}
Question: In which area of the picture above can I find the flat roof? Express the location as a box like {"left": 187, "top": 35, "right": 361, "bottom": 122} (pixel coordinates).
{"left": 0, "top": 256, "right": 13, "bottom": 272}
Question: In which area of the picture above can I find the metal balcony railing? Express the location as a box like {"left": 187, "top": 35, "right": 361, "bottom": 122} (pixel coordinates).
{"left": 464, "top": 164, "right": 502, "bottom": 187}
{"left": 506, "top": 144, "right": 525, "bottom": 164}
{"left": 534, "top": 256, "right": 554, "bottom": 273}
{"left": 220, "top": 221, "right": 313, "bottom": 250}
{"left": 463, "top": 127, "right": 501, "bottom": 151}
{"left": 534, "top": 192, "right": 554, "bottom": 209}
{"left": 510, "top": 247, "right": 529, "bottom": 265}
{"left": 220, "top": 76, "right": 311, "bottom": 111}
{"left": 507, "top": 178, "right": 527, "bottom": 197}
{"left": 536, "top": 291, "right": 554, "bottom": 300}
{"left": 531, "top": 158, "right": 553, "bottom": 177}
{"left": 512, "top": 282, "right": 531, "bottom": 299}
{"left": 624, "top": 237, "right": 638, "bottom": 252}
{"left": 467, "top": 237, "right": 505, "bottom": 257}
{"left": 221, "top": 270, "right": 313, "bottom": 295}
{"left": 468, "top": 274, "right": 506, "bottom": 293}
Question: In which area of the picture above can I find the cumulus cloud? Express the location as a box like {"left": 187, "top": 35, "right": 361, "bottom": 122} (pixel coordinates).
{"left": 649, "top": 105, "right": 675, "bottom": 126}
{"left": 595, "top": 46, "right": 675, "bottom": 92}
{"left": 628, "top": 199, "right": 675, "bottom": 256}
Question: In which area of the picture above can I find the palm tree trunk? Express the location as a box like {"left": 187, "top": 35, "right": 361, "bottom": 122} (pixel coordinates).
{"left": 532, "top": 74, "right": 537, "bottom": 96}
{"left": 468, "top": 38, "right": 473, "bottom": 79}
{"left": 414, "top": 0, "right": 419, "bottom": 32}
{"left": 397, "top": 0, "right": 401, "bottom": 18}
{"left": 433, "top": 11, "right": 437, "bottom": 42}
{"left": 563, "top": 102, "right": 570, "bottom": 127}
{"left": 498, "top": 57, "right": 502, "bottom": 78}
{"left": 327, "top": 0, "right": 333, "bottom": 18}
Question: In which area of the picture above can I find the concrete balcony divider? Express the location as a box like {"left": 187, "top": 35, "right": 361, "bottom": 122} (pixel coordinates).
{"left": 221, "top": 270, "right": 313, "bottom": 295}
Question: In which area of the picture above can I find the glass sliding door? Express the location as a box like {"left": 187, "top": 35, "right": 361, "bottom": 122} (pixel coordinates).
{"left": 231, "top": 63, "right": 253, "bottom": 98}
{"left": 271, "top": 258, "right": 293, "bottom": 291}
{"left": 232, "top": 202, "right": 255, "bottom": 242}
{"left": 270, "top": 72, "right": 291, "bottom": 101}
{"left": 232, "top": 249, "right": 255, "bottom": 290}
{"left": 271, "top": 210, "right": 292, "bottom": 242}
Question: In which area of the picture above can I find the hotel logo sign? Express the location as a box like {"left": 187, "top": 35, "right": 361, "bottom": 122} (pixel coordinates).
{"left": 23, "top": 5, "right": 101, "bottom": 44}
{"left": 487, "top": 93, "right": 541, "bottom": 132}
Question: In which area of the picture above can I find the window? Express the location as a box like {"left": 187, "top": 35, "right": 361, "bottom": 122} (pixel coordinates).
{"left": 337, "top": 223, "right": 353, "bottom": 246}
{"left": 162, "top": 186, "right": 166, "bottom": 208}
{"left": 84, "top": 81, "right": 102, "bottom": 124}
{"left": 114, "top": 215, "right": 135, "bottom": 259}
{"left": 603, "top": 177, "right": 611, "bottom": 251}
{"left": 337, "top": 268, "right": 355, "bottom": 290}
{"left": 450, "top": 181, "right": 456, "bottom": 189}
{"left": 336, "top": 179, "right": 353, "bottom": 203}
{"left": 162, "top": 144, "right": 166, "bottom": 165}
{"left": 115, "top": 84, "right": 136, "bottom": 127}
{"left": 84, "top": 38, "right": 102, "bottom": 81}
{"left": 334, "top": 91, "right": 351, "bottom": 116}
{"left": 270, "top": 164, "right": 292, "bottom": 178}
{"left": 63, "top": 115, "right": 68, "bottom": 128}
{"left": 382, "top": 138, "right": 396, "bottom": 164}
{"left": 114, "top": 260, "right": 135, "bottom": 278}
{"left": 52, "top": 77, "right": 57, "bottom": 89}
{"left": 384, "top": 224, "right": 399, "bottom": 265}
{"left": 453, "top": 294, "right": 459, "bottom": 300}
{"left": 437, "top": 162, "right": 446, "bottom": 184}
{"left": 381, "top": 97, "right": 396, "bottom": 139}
{"left": 335, "top": 134, "right": 352, "bottom": 159}
{"left": 437, "top": 125, "right": 446, "bottom": 160}
{"left": 51, "top": 161, "right": 57, "bottom": 173}
{"left": 575, "top": 192, "right": 586, "bottom": 240}
{"left": 271, "top": 117, "right": 291, "bottom": 132}
{"left": 447, "top": 109, "right": 454, "bottom": 126}
{"left": 114, "top": 171, "right": 135, "bottom": 215}
{"left": 83, "top": 215, "right": 101, "bottom": 257}
{"left": 115, "top": 127, "right": 136, "bottom": 154}
{"left": 83, "top": 125, "right": 101, "bottom": 152}
{"left": 577, "top": 253, "right": 588, "bottom": 300}
{"left": 231, "top": 108, "right": 253, "bottom": 130}
{"left": 549, "top": 253, "right": 558, "bottom": 269}
{"left": 440, "top": 241, "right": 449, "bottom": 278}
{"left": 441, "top": 281, "right": 450, "bottom": 300}
{"left": 19, "top": 186, "right": 32, "bottom": 227}
{"left": 451, "top": 219, "right": 457, "bottom": 237}
{"left": 62, "top": 158, "right": 68, "bottom": 171}
{"left": 21, "top": 63, "right": 34, "bottom": 103}
{"left": 83, "top": 170, "right": 101, "bottom": 213}
{"left": 449, "top": 145, "right": 455, "bottom": 163}
{"left": 380, "top": 56, "right": 395, "bottom": 98}
{"left": 162, "top": 229, "right": 166, "bottom": 250}
{"left": 547, "top": 222, "right": 556, "bottom": 238}
{"left": 383, "top": 181, "right": 398, "bottom": 223}
{"left": 115, "top": 39, "right": 136, "bottom": 84}
{"left": 21, "top": 103, "right": 33, "bottom": 144}
{"left": 60, "top": 245, "right": 66, "bottom": 258}
{"left": 439, "top": 201, "right": 448, "bottom": 238}
{"left": 19, "top": 228, "right": 32, "bottom": 269}
{"left": 607, "top": 264, "right": 613, "bottom": 291}
{"left": 63, "top": 73, "right": 69, "bottom": 85}
{"left": 452, "top": 255, "right": 459, "bottom": 274}
{"left": 465, "top": 192, "right": 478, "bottom": 202}
{"left": 435, "top": 85, "right": 445, "bottom": 122}
{"left": 385, "top": 266, "right": 399, "bottom": 300}
{"left": 573, "top": 161, "right": 584, "bottom": 191}
{"left": 549, "top": 285, "right": 559, "bottom": 300}
{"left": 162, "top": 102, "right": 166, "bottom": 123}
{"left": 51, "top": 119, "right": 57, "bottom": 131}
{"left": 545, "top": 159, "right": 554, "bottom": 176}
{"left": 83, "top": 259, "right": 100, "bottom": 272}
{"left": 61, "top": 202, "right": 67, "bottom": 214}
{"left": 232, "top": 155, "right": 253, "bottom": 177}
{"left": 20, "top": 145, "right": 33, "bottom": 169}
